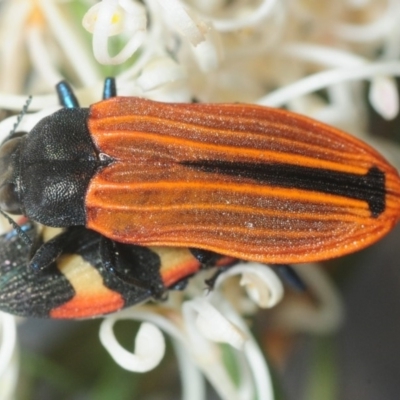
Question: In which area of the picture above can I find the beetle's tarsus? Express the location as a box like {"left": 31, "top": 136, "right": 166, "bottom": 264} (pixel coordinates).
{"left": 168, "top": 278, "right": 189, "bottom": 291}
{"left": 190, "top": 248, "right": 223, "bottom": 266}
{"left": 204, "top": 266, "right": 230, "bottom": 291}
{"left": 275, "top": 264, "right": 307, "bottom": 292}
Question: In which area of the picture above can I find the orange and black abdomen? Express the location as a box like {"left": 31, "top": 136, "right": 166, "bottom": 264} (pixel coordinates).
{"left": 0, "top": 222, "right": 228, "bottom": 318}
{"left": 85, "top": 97, "right": 400, "bottom": 264}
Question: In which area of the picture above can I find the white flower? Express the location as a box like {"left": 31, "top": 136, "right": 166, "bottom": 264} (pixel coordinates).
{"left": 82, "top": 0, "right": 147, "bottom": 65}
{"left": 99, "top": 263, "right": 283, "bottom": 400}
{"left": 1, "top": 0, "right": 400, "bottom": 399}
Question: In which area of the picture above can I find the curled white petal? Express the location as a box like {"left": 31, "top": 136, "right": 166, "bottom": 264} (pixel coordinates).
{"left": 369, "top": 75, "right": 399, "bottom": 120}
{"left": 190, "top": 299, "right": 247, "bottom": 350}
{"left": 215, "top": 263, "right": 284, "bottom": 309}
{"left": 83, "top": 2, "right": 124, "bottom": 36}
{"left": 189, "top": 28, "right": 223, "bottom": 72}
{"left": 206, "top": 293, "right": 275, "bottom": 400}
{"left": 99, "top": 307, "right": 210, "bottom": 399}
{"left": 83, "top": 0, "right": 146, "bottom": 35}
{"left": 99, "top": 319, "right": 165, "bottom": 372}
{"left": 182, "top": 300, "right": 248, "bottom": 400}
{"left": 91, "top": 0, "right": 146, "bottom": 65}
{"left": 156, "top": 0, "right": 206, "bottom": 46}
{"left": 143, "top": 82, "right": 192, "bottom": 103}
{"left": 334, "top": 0, "right": 399, "bottom": 42}
{"left": 136, "top": 57, "right": 187, "bottom": 91}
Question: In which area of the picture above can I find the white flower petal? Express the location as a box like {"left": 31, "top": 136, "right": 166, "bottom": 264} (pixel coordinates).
{"left": 156, "top": 0, "right": 205, "bottom": 46}
{"left": 259, "top": 61, "right": 400, "bottom": 107}
{"left": 0, "top": 0, "right": 31, "bottom": 93}
{"left": 281, "top": 43, "right": 367, "bottom": 68}
{"left": 0, "top": 313, "right": 18, "bottom": 400}
{"left": 369, "top": 75, "right": 399, "bottom": 120}
{"left": 26, "top": 24, "right": 63, "bottom": 87}
{"left": 83, "top": 0, "right": 146, "bottom": 36}
{"left": 193, "top": 299, "right": 247, "bottom": 350}
{"left": 90, "top": 0, "right": 146, "bottom": 64}
{"left": 137, "top": 57, "right": 187, "bottom": 91}
{"left": 171, "top": 339, "right": 206, "bottom": 400}
{"left": 242, "top": 340, "right": 274, "bottom": 400}
{"left": 189, "top": 28, "right": 223, "bottom": 72}
{"left": 83, "top": 3, "right": 109, "bottom": 35}
{"left": 182, "top": 300, "right": 248, "bottom": 400}
{"left": 39, "top": 0, "right": 99, "bottom": 85}
{"left": 204, "top": 0, "right": 278, "bottom": 32}
{"left": 201, "top": 292, "right": 275, "bottom": 400}
{"left": 215, "top": 263, "right": 284, "bottom": 309}
{"left": 334, "top": 0, "right": 398, "bottom": 42}
{"left": 99, "top": 318, "right": 165, "bottom": 372}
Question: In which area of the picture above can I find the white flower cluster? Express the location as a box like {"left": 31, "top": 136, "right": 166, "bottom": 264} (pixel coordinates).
{"left": 99, "top": 263, "right": 285, "bottom": 400}
{"left": 0, "top": 0, "right": 398, "bottom": 398}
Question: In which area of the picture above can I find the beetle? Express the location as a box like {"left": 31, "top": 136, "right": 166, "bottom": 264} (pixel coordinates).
{"left": 0, "top": 77, "right": 400, "bottom": 301}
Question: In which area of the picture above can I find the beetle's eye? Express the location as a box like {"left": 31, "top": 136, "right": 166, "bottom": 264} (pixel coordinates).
{"left": 0, "top": 136, "right": 22, "bottom": 214}
{"left": 1, "top": 131, "right": 26, "bottom": 145}
{"left": 0, "top": 183, "right": 20, "bottom": 214}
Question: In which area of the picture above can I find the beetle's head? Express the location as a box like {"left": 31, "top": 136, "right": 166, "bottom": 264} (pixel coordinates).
{"left": 0, "top": 132, "right": 25, "bottom": 214}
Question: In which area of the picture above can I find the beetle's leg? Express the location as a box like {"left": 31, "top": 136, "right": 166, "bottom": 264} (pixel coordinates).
{"left": 204, "top": 266, "right": 231, "bottom": 291}
{"left": 170, "top": 248, "right": 223, "bottom": 291}
{"left": 190, "top": 248, "right": 234, "bottom": 290}
{"left": 28, "top": 227, "right": 83, "bottom": 272}
{"left": 29, "top": 239, "right": 64, "bottom": 272}
{"left": 275, "top": 264, "right": 307, "bottom": 292}
{"left": 103, "top": 77, "right": 117, "bottom": 99}
{"left": 56, "top": 81, "right": 80, "bottom": 108}
{"left": 168, "top": 278, "right": 189, "bottom": 291}
{"left": 190, "top": 248, "right": 224, "bottom": 266}
{"left": 99, "top": 237, "right": 165, "bottom": 299}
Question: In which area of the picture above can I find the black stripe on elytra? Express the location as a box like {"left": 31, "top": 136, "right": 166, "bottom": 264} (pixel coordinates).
{"left": 181, "top": 160, "right": 386, "bottom": 218}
